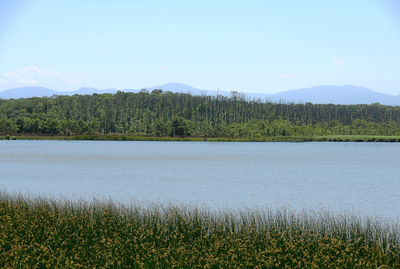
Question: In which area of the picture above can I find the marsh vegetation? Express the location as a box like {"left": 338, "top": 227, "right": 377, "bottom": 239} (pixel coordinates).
{"left": 1, "top": 193, "right": 399, "bottom": 268}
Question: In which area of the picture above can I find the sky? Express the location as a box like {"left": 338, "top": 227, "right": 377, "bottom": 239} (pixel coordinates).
{"left": 0, "top": 0, "right": 399, "bottom": 94}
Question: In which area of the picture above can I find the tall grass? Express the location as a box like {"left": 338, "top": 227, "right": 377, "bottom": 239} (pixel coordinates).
{"left": 1, "top": 192, "right": 399, "bottom": 268}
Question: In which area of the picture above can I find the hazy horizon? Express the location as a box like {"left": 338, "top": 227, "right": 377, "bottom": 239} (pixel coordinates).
{"left": 1, "top": 82, "right": 399, "bottom": 97}
{"left": 1, "top": 0, "right": 399, "bottom": 94}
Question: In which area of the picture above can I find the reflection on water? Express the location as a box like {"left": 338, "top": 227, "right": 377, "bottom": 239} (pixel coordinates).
{"left": 0, "top": 140, "right": 399, "bottom": 219}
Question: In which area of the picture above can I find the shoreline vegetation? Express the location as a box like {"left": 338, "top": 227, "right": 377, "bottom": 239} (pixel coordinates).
{"left": 1, "top": 193, "right": 399, "bottom": 268}
{"left": 2, "top": 91, "right": 400, "bottom": 141}
{"left": 1, "top": 134, "right": 400, "bottom": 142}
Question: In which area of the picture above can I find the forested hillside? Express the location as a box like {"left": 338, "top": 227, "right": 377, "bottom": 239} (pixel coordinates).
{"left": 1, "top": 90, "right": 400, "bottom": 138}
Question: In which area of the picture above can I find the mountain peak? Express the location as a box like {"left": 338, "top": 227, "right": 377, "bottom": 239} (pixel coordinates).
{"left": 269, "top": 85, "right": 397, "bottom": 105}
{"left": 147, "top": 82, "right": 205, "bottom": 93}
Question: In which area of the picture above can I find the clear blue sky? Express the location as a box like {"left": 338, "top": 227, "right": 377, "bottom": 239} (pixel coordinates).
{"left": 0, "top": 0, "right": 399, "bottom": 94}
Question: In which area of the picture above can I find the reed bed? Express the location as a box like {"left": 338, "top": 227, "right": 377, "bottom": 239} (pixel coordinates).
{"left": 1, "top": 192, "right": 399, "bottom": 268}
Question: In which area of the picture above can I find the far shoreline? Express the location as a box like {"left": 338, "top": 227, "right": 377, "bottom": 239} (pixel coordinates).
{"left": 1, "top": 134, "right": 400, "bottom": 142}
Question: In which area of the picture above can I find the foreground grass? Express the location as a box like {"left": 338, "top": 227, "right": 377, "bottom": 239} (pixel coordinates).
{"left": 1, "top": 194, "right": 399, "bottom": 268}
{"left": 1, "top": 134, "right": 400, "bottom": 142}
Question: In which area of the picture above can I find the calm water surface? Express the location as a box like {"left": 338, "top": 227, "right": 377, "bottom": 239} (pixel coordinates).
{"left": 1, "top": 141, "right": 399, "bottom": 219}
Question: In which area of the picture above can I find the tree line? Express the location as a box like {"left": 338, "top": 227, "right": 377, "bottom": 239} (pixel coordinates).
{"left": 1, "top": 90, "right": 400, "bottom": 137}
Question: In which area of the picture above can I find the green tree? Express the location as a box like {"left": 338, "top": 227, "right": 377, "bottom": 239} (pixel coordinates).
{"left": 171, "top": 116, "right": 190, "bottom": 137}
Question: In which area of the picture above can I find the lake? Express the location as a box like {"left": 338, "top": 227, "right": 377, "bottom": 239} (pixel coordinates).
{"left": 1, "top": 140, "right": 399, "bottom": 219}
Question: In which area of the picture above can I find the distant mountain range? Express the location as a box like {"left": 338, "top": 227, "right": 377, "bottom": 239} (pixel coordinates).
{"left": 1, "top": 83, "right": 399, "bottom": 106}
